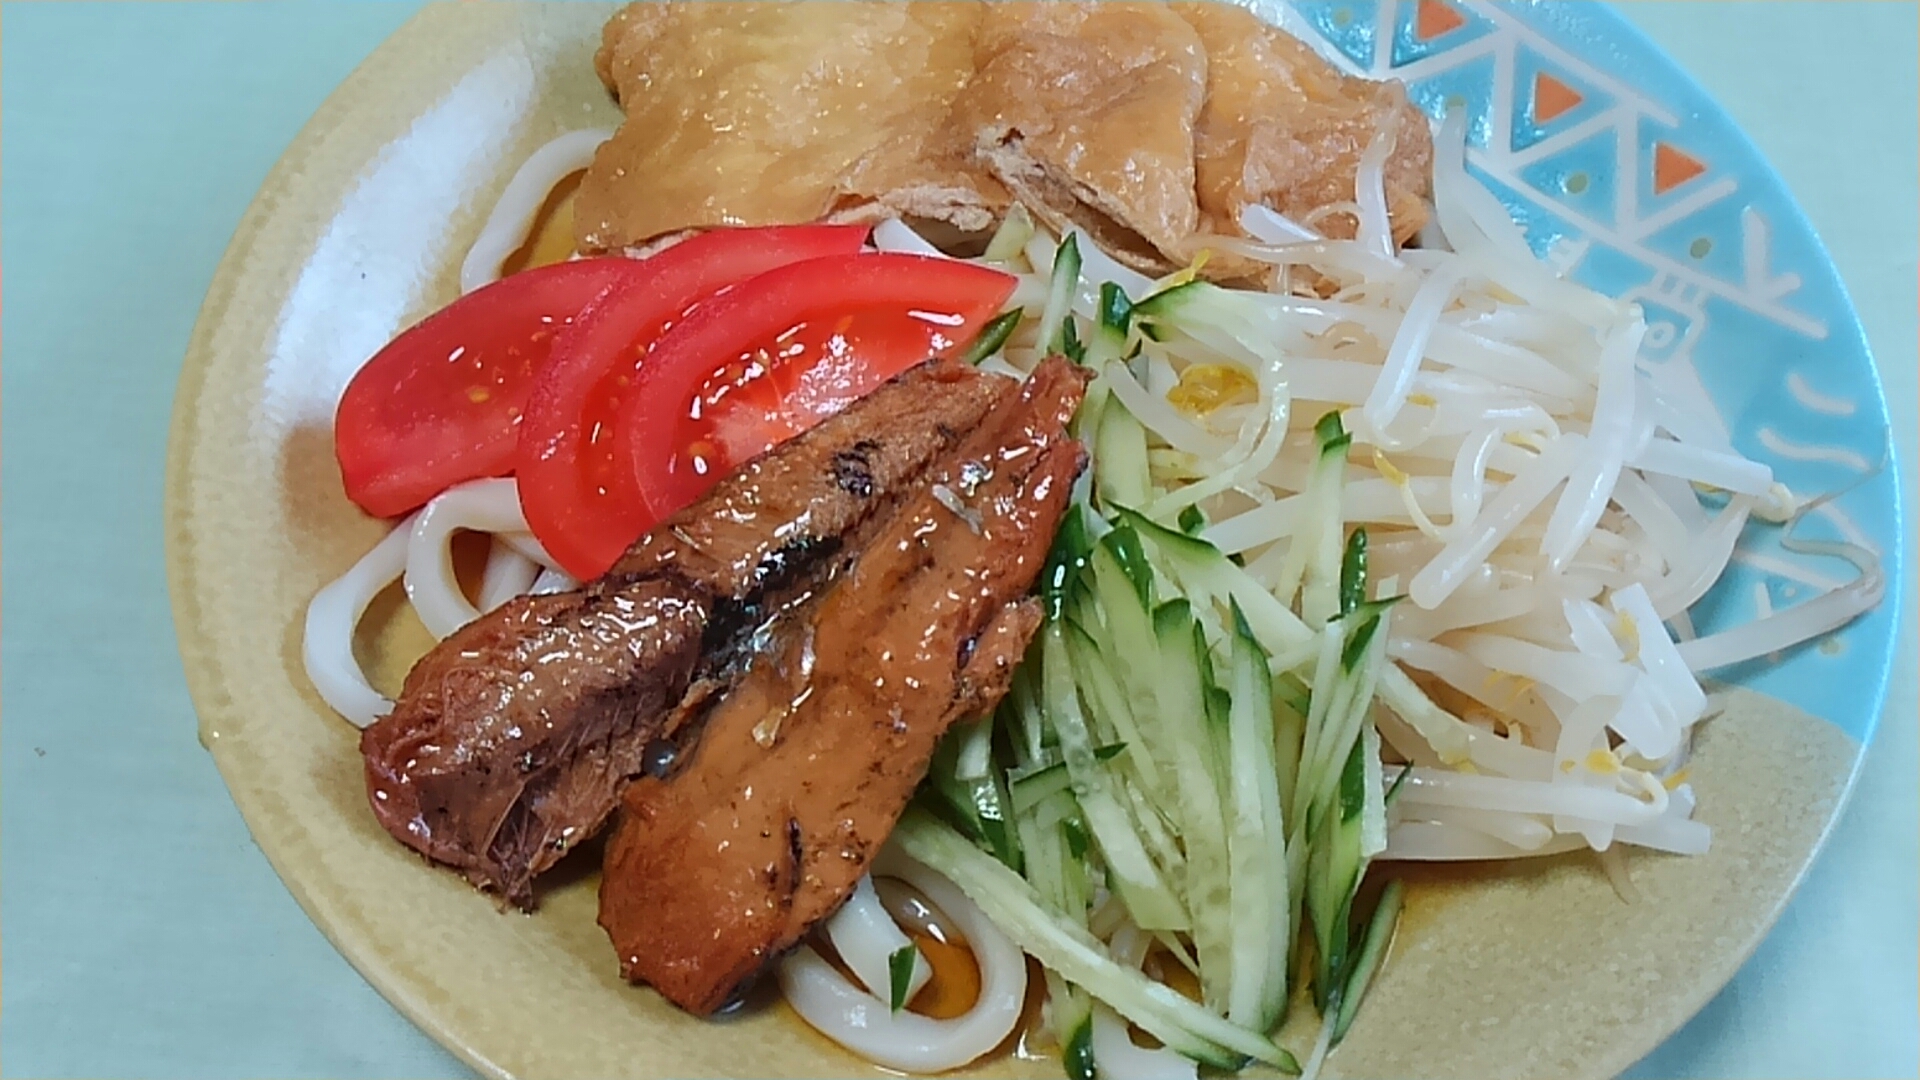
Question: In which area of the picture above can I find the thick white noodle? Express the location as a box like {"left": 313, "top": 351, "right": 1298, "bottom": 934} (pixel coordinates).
{"left": 404, "top": 479, "right": 533, "bottom": 640}
{"left": 477, "top": 540, "right": 541, "bottom": 612}
{"left": 303, "top": 518, "right": 414, "bottom": 728}
{"left": 459, "top": 128, "right": 611, "bottom": 293}
{"left": 498, "top": 530, "right": 561, "bottom": 571}
{"left": 825, "top": 875, "right": 933, "bottom": 1004}
{"left": 779, "top": 848, "right": 1028, "bottom": 1073}
{"left": 1082, "top": 923, "right": 1196, "bottom": 1080}
{"left": 530, "top": 565, "right": 581, "bottom": 595}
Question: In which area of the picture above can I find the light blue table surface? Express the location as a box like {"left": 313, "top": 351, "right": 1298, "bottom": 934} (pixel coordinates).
{"left": 2, "top": 3, "right": 1913, "bottom": 1078}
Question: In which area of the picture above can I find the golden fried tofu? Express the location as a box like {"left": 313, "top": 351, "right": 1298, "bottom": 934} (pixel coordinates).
{"left": 577, "top": 2, "right": 985, "bottom": 252}
{"left": 955, "top": 2, "right": 1208, "bottom": 270}
{"left": 1174, "top": 1, "right": 1432, "bottom": 246}
{"left": 575, "top": 0, "right": 1433, "bottom": 271}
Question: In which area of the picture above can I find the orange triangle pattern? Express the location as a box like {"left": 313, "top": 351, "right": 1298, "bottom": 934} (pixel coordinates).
{"left": 1653, "top": 143, "right": 1707, "bottom": 195}
{"left": 1415, "top": 0, "right": 1467, "bottom": 42}
{"left": 1533, "top": 73, "right": 1583, "bottom": 124}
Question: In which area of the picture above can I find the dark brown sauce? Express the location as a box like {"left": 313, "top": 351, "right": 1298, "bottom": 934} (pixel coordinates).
{"left": 797, "top": 923, "right": 982, "bottom": 1021}
{"left": 906, "top": 929, "right": 981, "bottom": 1020}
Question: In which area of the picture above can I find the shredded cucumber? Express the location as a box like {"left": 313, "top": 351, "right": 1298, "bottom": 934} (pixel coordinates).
{"left": 894, "top": 809, "right": 1300, "bottom": 1073}
{"left": 960, "top": 308, "right": 1024, "bottom": 366}
{"left": 1283, "top": 412, "right": 1353, "bottom": 628}
{"left": 1040, "top": 624, "right": 1188, "bottom": 931}
{"left": 1223, "top": 605, "right": 1292, "bottom": 1031}
{"left": 905, "top": 256, "right": 1423, "bottom": 1078}
{"left": 984, "top": 204, "right": 1036, "bottom": 265}
{"left": 1095, "top": 397, "right": 1154, "bottom": 510}
{"left": 1332, "top": 879, "right": 1405, "bottom": 1043}
{"left": 1038, "top": 234, "right": 1083, "bottom": 359}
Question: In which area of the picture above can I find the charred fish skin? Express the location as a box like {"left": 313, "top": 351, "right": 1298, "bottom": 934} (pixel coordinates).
{"left": 599, "top": 357, "right": 1090, "bottom": 1015}
{"left": 356, "top": 360, "right": 1014, "bottom": 908}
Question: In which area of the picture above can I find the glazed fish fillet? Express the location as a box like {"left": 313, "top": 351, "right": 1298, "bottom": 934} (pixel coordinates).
{"left": 358, "top": 361, "right": 1012, "bottom": 906}
{"left": 599, "top": 358, "right": 1090, "bottom": 1015}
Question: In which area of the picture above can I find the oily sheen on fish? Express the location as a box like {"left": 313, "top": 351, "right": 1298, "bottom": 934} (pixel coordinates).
{"left": 358, "top": 360, "right": 1013, "bottom": 906}
{"left": 599, "top": 358, "right": 1090, "bottom": 1015}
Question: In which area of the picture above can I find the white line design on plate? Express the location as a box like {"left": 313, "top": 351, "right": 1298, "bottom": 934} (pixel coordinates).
{"left": 1756, "top": 428, "right": 1875, "bottom": 473}
{"left": 1784, "top": 371, "right": 1858, "bottom": 417}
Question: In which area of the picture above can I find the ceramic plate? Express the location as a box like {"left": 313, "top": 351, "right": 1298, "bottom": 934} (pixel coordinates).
{"left": 165, "top": 3, "right": 1904, "bottom": 1078}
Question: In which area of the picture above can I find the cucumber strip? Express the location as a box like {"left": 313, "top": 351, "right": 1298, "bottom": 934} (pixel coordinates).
{"left": 888, "top": 944, "right": 919, "bottom": 1012}
{"left": 1338, "top": 526, "right": 1369, "bottom": 616}
{"left": 1113, "top": 506, "right": 1314, "bottom": 661}
{"left": 1099, "top": 281, "right": 1135, "bottom": 333}
{"left": 1094, "top": 394, "right": 1154, "bottom": 511}
{"left": 1303, "top": 737, "right": 1365, "bottom": 1012}
{"left": 1271, "top": 412, "right": 1351, "bottom": 624}
{"left": 1275, "top": 670, "right": 1311, "bottom": 716}
{"left": 927, "top": 723, "right": 1021, "bottom": 870}
{"left": 1087, "top": 544, "right": 1181, "bottom": 797}
{"left": 959, "top": 308, "right": 1024, "bottom": 366}
{"left": 1359, "top": 722, "right": 1388, "bottom": 860}
{"left": 1129, "top": 278, "right": 1206, "bottom": 323}
{"left": 893, "top": 809, "right": 1300, "bottom": 1073}
{"left": 1292, "top": 623, "right": 1348, "bottom": 833}
{"left": 1043, "top": 504, "right": 1096, "bottom": 621}
{"left": 984, "top": 204, "right": 1036, "bottom": 265}
{"left": 1100, "top": 526, "right": 1156, "bottom": 609}
{"left": 1224, "top": 609, "right": 1293, "bottom": 1032}
{"left": 1083, "top": 283, "right": 1132, "bottom": 370}
{"left": 1059, "top": 317, "right": 1088, "bottom": 364}
{"left": 1332, "top": 879, "right": 1405, "bottom": 1043}
{"left": 1383, "top": 760, "right": 1412, "bottom": 807}
{"left": 1118, "top": 770, "right": 1188, "bottom": 883}
{"left": 1063, "top": 619, "right": 1168, "bottom": 798}
{"left": 1019, "top": 789, "right": 1093, "bottom": 920}
{"left": 1301, "top": 435, "right": 1354, "bottom": 628}
{"left": 1063, "top": 624, "right": 1189, "bottom": 884}
{"left": 1304, "top": 611, "right": 1392, "bottom": 838}
{"left": 953, "top": 715, "right": 995, "bottom": 781}
{"left": 1150, "top": 600, "right": 1236, "bottom": 1011}
{"left": 1037, "top": 234, "right": 1083, "bottom": 359}
{"left": 1010, "top": 760, "right": 1074, "bottom": 815}
{"left": 1063, "top": 1000, "right": 1098, "bottom": 1080}
{"left": 1041, "top": 625, "right": 1188, "bottom": 931}
{"left": 1273, "top": 697, "right": 1307, "bottom": 839}
{"left": 1178, "top": 505, "right": 1208, "bottom": 535}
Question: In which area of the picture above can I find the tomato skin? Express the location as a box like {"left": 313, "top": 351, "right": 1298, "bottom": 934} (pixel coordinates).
{"left": 616, "top": 252, "right": 1018, "bottom": 521}
{"left": 334, "top": 257, "right": 650, "bottom": 518}
{"left": 514, "top": 225, "right": 870, "bottom": 579}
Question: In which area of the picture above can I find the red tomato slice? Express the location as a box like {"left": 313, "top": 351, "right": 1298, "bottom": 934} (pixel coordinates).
{"left": 615, "top": 253, "right": 1018, "bottom": 521}
{"left": 515, "top": 225, "right": 870, "bottom": 579}
{"left": 333, "top": 257, "right": 650, "bottom": 519}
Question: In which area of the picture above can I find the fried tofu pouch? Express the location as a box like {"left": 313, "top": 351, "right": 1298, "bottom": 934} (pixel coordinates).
{"left": 576, "top": 2, "right": 987, "bottom": 252}
{"left": 576, "top": 0, "right": 1432, "bottom": 277}
{"left": 1175, "top": 1, "right": 1431, "bottom": 246}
